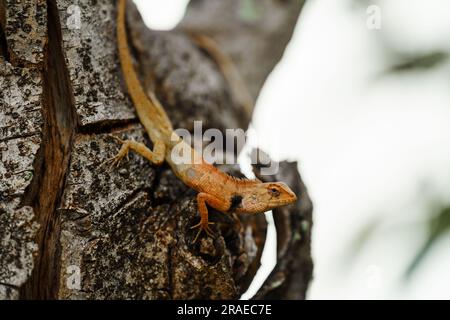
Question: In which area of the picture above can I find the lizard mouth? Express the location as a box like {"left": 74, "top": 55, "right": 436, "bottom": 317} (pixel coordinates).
{"left": 277, "top": 189, "right": 297, "bottom": 205}
{"left": 272, "top": 196, "right": 297, "bottom": 207}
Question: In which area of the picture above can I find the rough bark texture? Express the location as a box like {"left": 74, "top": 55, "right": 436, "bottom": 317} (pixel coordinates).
{"left": 0, "top": 0, "right": 311, "bottom": 300}
{"left": 179, "top": 0, "right": 306, "bottom": 102}
{"left": 0, "top": 0, "right": 46, "bottom": 299}
{"left": 252, "top": 158, "right": 313, "bottom": 300}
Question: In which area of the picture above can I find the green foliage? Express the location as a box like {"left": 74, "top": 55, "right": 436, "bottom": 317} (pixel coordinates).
{"left": 404, "top": 206, "right": 450, "bottom": 280}
{"left": 387, "top": 52, "right": 448, "bottom": 73}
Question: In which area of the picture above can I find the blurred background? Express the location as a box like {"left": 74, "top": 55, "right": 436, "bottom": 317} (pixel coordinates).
{"left": 134, "top": 0, "right": 450, "bottom": 299}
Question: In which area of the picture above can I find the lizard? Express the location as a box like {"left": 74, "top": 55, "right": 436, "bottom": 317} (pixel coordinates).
{"left": 113, "top": 0, "right": 297, "bottom": 242}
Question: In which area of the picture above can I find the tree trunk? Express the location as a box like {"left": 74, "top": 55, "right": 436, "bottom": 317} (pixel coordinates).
{"left": 0, "top": 0, "right": 312, "bottom": 299}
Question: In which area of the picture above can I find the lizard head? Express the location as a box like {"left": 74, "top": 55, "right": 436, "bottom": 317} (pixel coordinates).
{"left": 239, "top": 181, "right": 297, "bottom": 214}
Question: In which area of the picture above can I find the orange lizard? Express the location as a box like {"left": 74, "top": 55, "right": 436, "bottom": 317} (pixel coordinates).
{"left": 113, "top": 0, "right": 297, "bottom": 242}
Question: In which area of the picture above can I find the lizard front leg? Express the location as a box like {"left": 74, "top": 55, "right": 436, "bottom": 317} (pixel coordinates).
{"left": 191, "top": 192, "right": 230, "bottom": 243}
{"left": 104, "top": 135, "right": 165, "bottom": 167}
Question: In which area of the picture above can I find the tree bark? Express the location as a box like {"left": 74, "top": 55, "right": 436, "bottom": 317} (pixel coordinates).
{"left": 0, "top": 0, "right": 311, "bottom": 299}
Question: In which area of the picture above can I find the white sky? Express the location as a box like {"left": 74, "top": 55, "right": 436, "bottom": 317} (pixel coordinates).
{"left": 134, "top": 0, "right": 450, "bottom": 299}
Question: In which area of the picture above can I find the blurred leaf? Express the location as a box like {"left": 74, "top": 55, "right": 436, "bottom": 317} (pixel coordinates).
{"left": 348, "top": 216, "right": 382, "bottom": 258}
{"left": 404, "top": 206, "right": 450, "bottom": 280}
{"left": 388, "top": 51, "right": 448, "bottom": 73}
{"left": 348, "top": 0, "right": 378, "bottom": 10}
{"left": 339, "top": 216, "right": 382, "bottom": 272}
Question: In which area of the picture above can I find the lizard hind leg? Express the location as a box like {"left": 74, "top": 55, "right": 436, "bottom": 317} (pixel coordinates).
{"left": 103, "top": 135, "right": 166, "bottom": 168}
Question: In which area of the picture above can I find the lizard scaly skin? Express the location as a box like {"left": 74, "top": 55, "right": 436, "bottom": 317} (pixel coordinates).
{"left": 114, "top": 0, "right": 297, "bottom": 242}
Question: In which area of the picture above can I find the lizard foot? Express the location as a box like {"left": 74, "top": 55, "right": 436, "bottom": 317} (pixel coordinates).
{"left": 101, "top": 135, "right": 130, "bottom": 169}
{"left": 191, "top": 220, "right": 215, "bottom": 243}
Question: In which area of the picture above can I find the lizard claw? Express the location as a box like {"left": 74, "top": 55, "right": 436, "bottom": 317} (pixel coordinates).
{"left": 100, "top": 154, "right": 125, "bottom": 169}
{"left": 107, "top": 134, "right": 124, "bottom": 144}
{"left": 191, "top": 220, "right": 215, "bottom": 243}
{"left": 101, "top": 135, "right": 130, "bottom": 169}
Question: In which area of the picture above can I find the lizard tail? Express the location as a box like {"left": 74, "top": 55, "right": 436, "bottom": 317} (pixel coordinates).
{"left": 117, "top": 0, "right": 173, "bottom": 142}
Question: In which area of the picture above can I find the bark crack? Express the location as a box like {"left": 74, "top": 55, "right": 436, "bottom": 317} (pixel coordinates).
{"left": 0, "top": 0, "right": 9, "bottom": 62}
{"left": 0, "top": 282, "right": 18, "bottom": 289}
{"left": 19, "top": 0, "right": 78, "bottom": 299}
{"left": 77, "top": 118, "right": 139, "bottom": 135}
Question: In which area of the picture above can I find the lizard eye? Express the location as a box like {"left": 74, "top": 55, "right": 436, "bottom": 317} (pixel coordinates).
{"left": 269, "top": 187, "right": 281, "bottom": 197}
